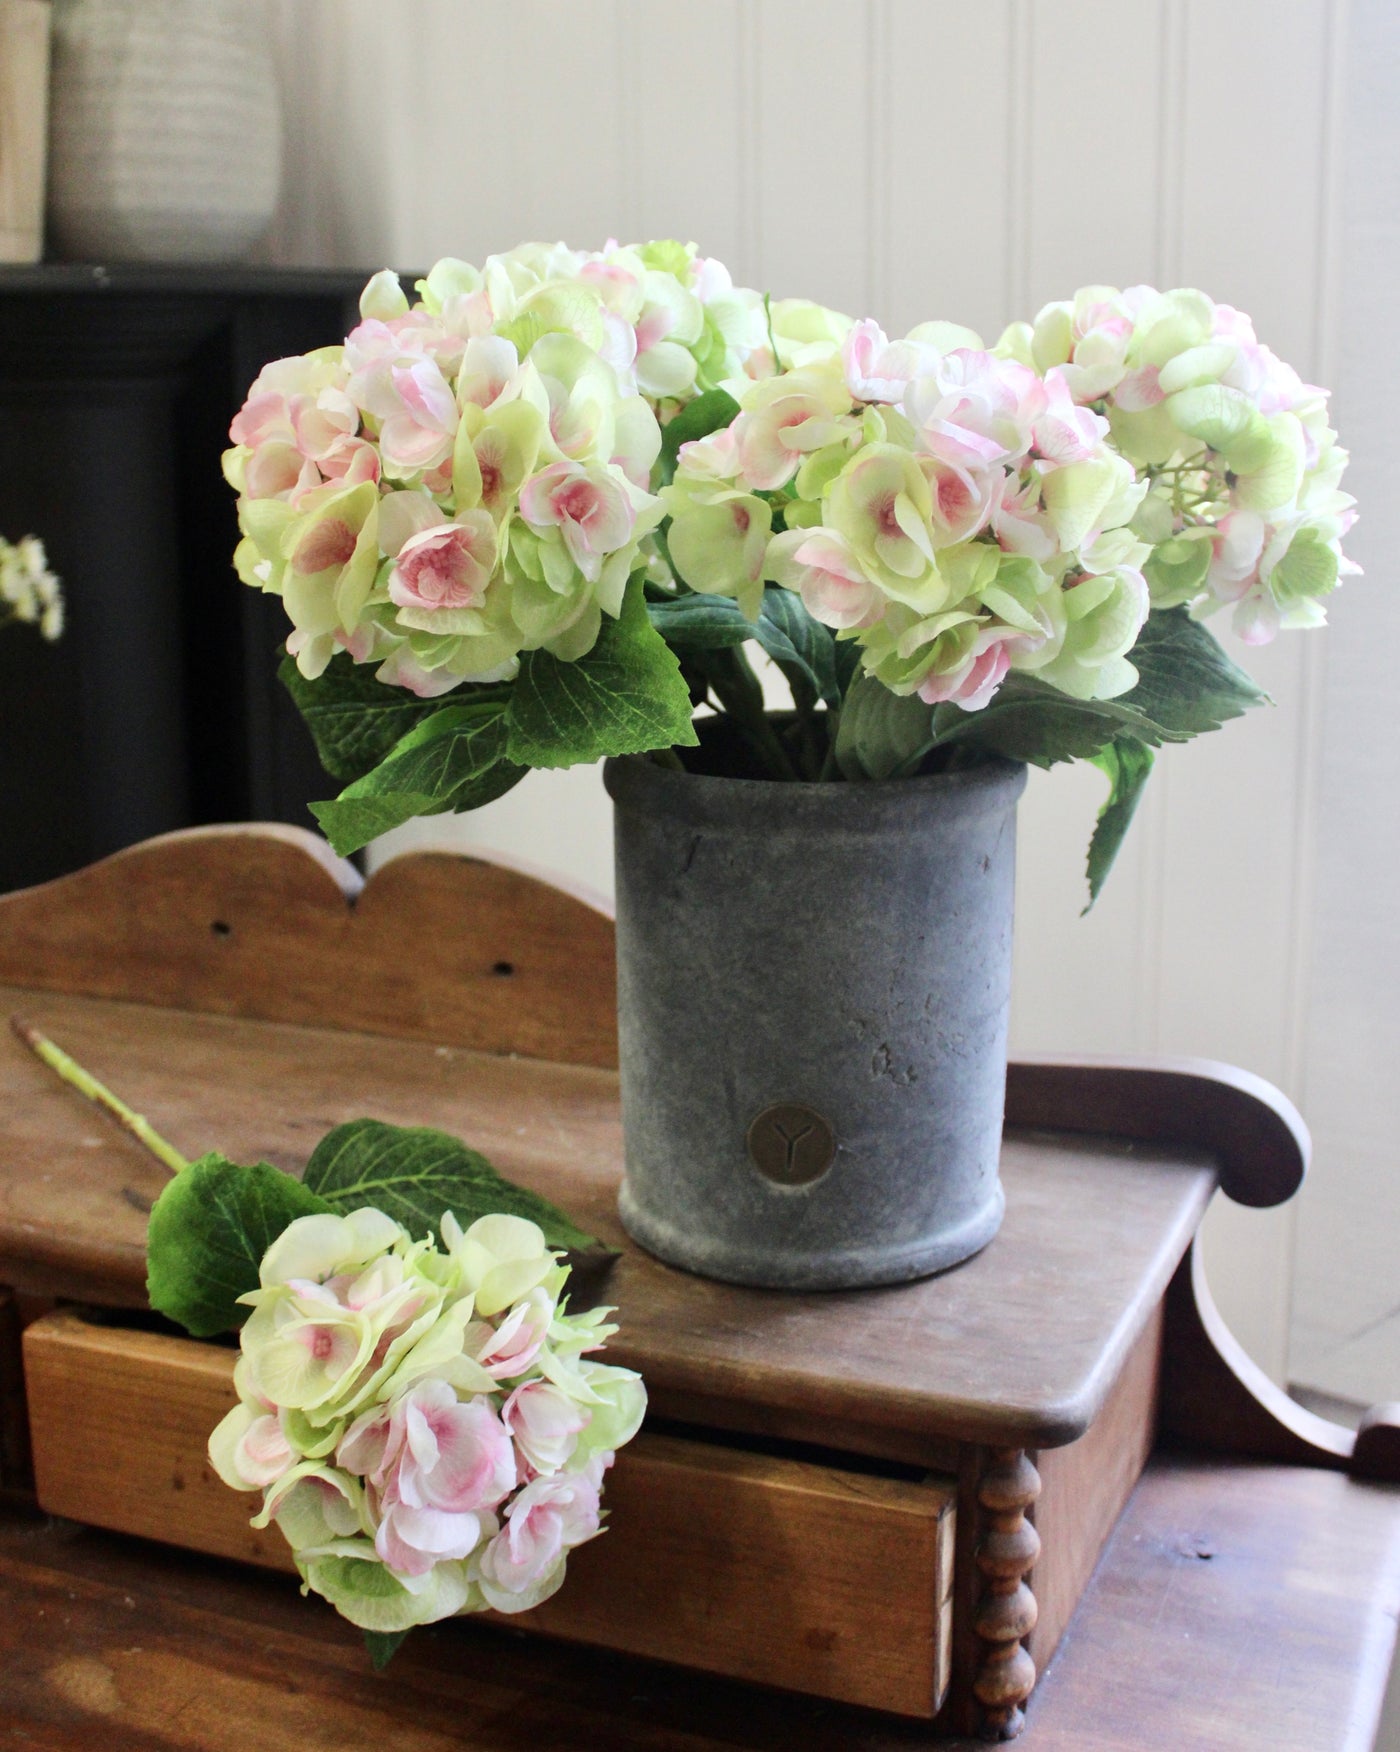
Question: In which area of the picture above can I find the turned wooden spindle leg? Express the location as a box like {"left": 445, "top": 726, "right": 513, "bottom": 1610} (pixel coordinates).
{"left": 973, "top": 1447, "right": 1041, "bottom": 1741}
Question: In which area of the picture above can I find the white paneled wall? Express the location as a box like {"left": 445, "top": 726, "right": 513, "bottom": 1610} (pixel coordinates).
{"left": 261, "top": 0, "right": 1395, "bottom": 1397}
{"left": 1289, "top": 0, "right": 1400, "bottom": 1403}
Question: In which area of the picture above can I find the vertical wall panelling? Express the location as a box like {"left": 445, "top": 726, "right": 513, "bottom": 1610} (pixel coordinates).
{"left": 1008, "top": 0, "right": 1168, "bottom": 1076}
{"left": 1003, "top": 0, "right": 1031, "bottom": 327}
{"left": 1279, "top": 0, "right": 1343, "bottom": 1396}
{"left": 884, "top": 2, "right": 1014, "bottom": 338}
{"left": 1021, "top": 0, "right": 1164, "bottom": 299}
{"left": 1160, "top": 0, "right": 1332, "bottom": 1381}
{"left": 864, "top": 0, "right": 890, "bottom": 330}
{"left": 618, "top": 2, "right": 745, "bottom": 269}
{"left": 1137, "top": 0, "right": 1189, "bottom": 1061}
{"left": 748, "top": 0, "right": 870, "bottom": 316}
{"left": 1291, "top": 0, "right": 1400, "bottom": 1405}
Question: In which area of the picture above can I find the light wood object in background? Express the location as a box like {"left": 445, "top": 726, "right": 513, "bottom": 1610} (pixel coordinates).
{"left": 0, "top": 0, "right": 50, "bottom": 261}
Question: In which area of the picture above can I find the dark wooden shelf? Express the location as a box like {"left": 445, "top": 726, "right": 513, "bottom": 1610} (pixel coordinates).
{"left": 0, "top": 263, "right": 384, "bottom": 296}
{"left": 0, "top": 265, "right": 406, "bottom": 892}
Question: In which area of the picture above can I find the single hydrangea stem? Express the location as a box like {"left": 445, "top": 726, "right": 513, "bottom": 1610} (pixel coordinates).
{"left": 9, "top": 1015, "right": 190, "bottom": 1176}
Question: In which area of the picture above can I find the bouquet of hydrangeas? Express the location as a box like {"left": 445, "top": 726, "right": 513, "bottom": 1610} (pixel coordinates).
{"left": 226, "top": 241, "right": 1355, "bottom": 899}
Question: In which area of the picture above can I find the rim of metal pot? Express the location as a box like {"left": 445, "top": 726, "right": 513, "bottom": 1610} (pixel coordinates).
{"left": 603, "top": 747, "right": 1027, "bottom": 833}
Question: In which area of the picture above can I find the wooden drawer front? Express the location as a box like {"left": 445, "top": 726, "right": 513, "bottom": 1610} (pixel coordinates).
{"left": 22, "top": 1310, "right": 955, "bottom": 1716}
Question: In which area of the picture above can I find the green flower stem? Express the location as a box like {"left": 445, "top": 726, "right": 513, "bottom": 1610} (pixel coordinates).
{"left": 704, "top": 648, "right": 801, "bottom": 781}
{"left": 818, "top": 713, "right": 842, "bottom": 782}
{"left": 774, "top": 661, "right": 823, "bottom": 780}
{"left": 725, "top": 702, "right": 801, "bottom": 781}
{"left": 9, "top": 1015, "right": 190, "bottom": 1176}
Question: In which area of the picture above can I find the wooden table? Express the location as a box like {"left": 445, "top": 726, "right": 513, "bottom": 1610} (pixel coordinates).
{"left": 3, "top": 1453, "right": 1399, "bottom": 1751}
{"left": 0, "top": 825, "right": 1397, "bottom": 1746}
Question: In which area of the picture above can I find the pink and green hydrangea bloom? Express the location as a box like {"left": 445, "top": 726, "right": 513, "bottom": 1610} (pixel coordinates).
{"left": 224, "top": 239, "right": 774, "bottom": 696}
{"left": 209, "top": 1208, "right": 645, "bottom": 1634}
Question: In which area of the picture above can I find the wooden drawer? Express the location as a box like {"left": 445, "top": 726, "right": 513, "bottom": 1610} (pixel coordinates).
{"left": 22, "top": 1309, "right": 956, "bottom": 1717}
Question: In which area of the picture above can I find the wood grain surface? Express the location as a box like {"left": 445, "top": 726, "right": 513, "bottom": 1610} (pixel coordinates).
{"left": 0, "top": 825, "right": 619, "bottom": 1069}
{"left": 24, "top": 1309, "right": 956, "bottom": 1718}
{"left": 1028, "top": 1301, "right": 1162, "bottom": 1671}
{"left": 1, "top": 1453, "right": 1397, "bottom": 1750}
{"left": 0, "top": 983, "right": 1215, "bottom": 1452}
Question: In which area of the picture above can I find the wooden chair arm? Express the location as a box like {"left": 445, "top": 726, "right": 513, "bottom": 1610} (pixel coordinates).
{"left": 1160, "top": 1236, "right": 1400, "bottom": 1483}
{"left": 1006, "top": 1056, "right": 1308, "bottom": 1208}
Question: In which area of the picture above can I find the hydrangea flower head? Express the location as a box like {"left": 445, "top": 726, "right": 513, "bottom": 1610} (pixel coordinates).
{"left": 209, "top": 1207, "right": 645, "bottom": 1632}
{"left": 226, "top": 242, "right": 770, "bottom": 696}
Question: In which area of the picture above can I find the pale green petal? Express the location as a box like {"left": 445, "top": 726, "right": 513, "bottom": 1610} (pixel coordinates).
{"left": 1233, "top": 415, "right": 1306, "bottom": 513}
{"left": 1031, "top": 303, "right": 1074, "bottom": 372}
{"left": 1040, "top": 460, "right": 1116, "bottom": 550}
{"left": 207, "top": 1403, "right": 259, "bottom": 1492}
{"left": 418, "top": 257, "right": 481, "bottom": 311}
{"left": 541, "top": 599, "right": 603, "bottom": 662}
{"left": 1268, "top": 526, "right": 1339, "bottom": 605}
{"left": 476, "top": 1554, "right": 567, "bottom": 1617}
{"left": 906, "top": 319, "right": 985, "bottom": 353}
{"left": 1166, "top": 384, "right": 1266, "bottom": 464}
{"left": 667, "top": 497, "right": 771, "bottom": 602}
{"left": 1157, "top": 342, "right": 1238, "bottom": 395}
{"left": 302, "top": 1550, "right": 473, "bottom": 1631}
{"left": 359, "top": 269, "right": 408, "bottom": 321}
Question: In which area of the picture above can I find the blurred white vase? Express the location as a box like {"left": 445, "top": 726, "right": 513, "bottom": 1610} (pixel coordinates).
{"left": 46, "top": 0, "right": 282, "bottom": 263}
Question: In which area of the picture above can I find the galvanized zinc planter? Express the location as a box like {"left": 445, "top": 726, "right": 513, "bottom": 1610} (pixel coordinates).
{"left": 604, "top": 752, "right": 1027, "bottom": 1290}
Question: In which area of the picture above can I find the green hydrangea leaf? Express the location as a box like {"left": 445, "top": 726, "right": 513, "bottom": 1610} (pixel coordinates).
{"left": 506, "top": 578, "right": 698, "bottom": 769}
{"left": 928, "top": 673, "right": 1154, "bottom": 768}
{"left": 646, "top": 591, "right": 754, "bottom": 650}
{"left": 929, "top": 609, "right": 1268, "bottom": 770}
{"left": 279, "top": 652, "right": 466, "bottom": 785}
{"left": 658, "top": 388, "right": 740, "bottom": 486}
{"left": 649, "top": 586, "right": 845, "bottom": 710}
{"left": 302, "top": 1118, "right": 613, "bottom": 1259}
{"left": 1085, "top": 738, "right": 1155, "bottom": 909}
{"left": 310, "top": 700, "right": 526, "bottom": 856}
{"left": 835, "top": 669, "right": 936, "bottom": 780}
{"left": 146, "top": 1155, "right": 335, "bottom": 1338}
{"left": 309, "top": 791, "right": 438, "bottom": 852}
{"left": 754, "top": 587, "right": 842, "bottom": 708}
{"left": 1115, "top": 606, "right": 1270, "bottom": 737}
{"left": 363, "top": 1629, "right": 410, "bottom": 1671}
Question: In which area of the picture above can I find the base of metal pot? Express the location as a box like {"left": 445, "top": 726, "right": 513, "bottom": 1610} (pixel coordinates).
{"left": 616, "top": 1177, "right": 1006, "bottom": 1291}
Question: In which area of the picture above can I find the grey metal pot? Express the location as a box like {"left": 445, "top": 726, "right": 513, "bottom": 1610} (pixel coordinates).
{"left": 604, "top": 751, "right": 1027, "bottom": 1290}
